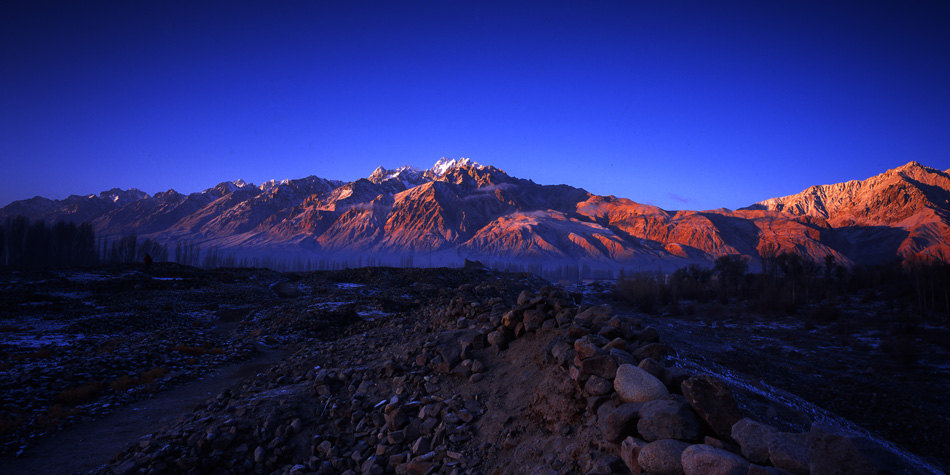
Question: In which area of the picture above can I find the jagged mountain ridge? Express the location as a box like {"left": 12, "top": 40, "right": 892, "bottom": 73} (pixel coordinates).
{"left": 2, "top": 159, "right": 948, "bottom": 269}
{"left": 747, "top": 161, "right": 950, "bottom": 263}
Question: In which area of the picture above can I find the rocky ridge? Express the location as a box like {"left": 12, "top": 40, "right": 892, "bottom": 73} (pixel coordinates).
{"left": 3, "top": 160, "right": 950, "bottom": 269}
{"left": 81, "top": 269, "right": 928, "bottom": 475}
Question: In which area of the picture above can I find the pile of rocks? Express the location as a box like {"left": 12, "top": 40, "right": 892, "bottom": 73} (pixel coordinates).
{"left": 94, "top": 276, "right": 915, "bottom": 475}
{"left": 431, "top": 286, "right": 912, "bottom": 475}
{"left": 0, "top": 326, "right": 257, "bottom": 456}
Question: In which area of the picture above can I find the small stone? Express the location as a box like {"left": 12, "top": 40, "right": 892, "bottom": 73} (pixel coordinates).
{"left": 471, "top": 359, "right": 485, "bottom": 373}
{"left": 487, "top": 331, "right": 507, "bottom": 350}
{"left": 585, "top": 374, "right": 613, "bottom": 396}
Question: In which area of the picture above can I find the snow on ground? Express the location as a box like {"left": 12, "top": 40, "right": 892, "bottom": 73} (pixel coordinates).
{"left": 336, "top": 283, "right": 365, "bottom": 289}
{"left": 357, "top": 310, "right": 392, "bottom": 322}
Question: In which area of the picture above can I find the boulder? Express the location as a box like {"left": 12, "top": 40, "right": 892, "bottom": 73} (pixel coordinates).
{"left": 731, "top": 418, "right": 778, "bottom": 464}
{"left": 614, "top": 364, "right": 669, "bottom": 403}
{"left": 604, "top": 403, "right": 643, "bottom": 443}
{"left": 609, "top": 348, "right": 638, "bottom": 366}
{"left": 620, "top": 437, "right": 648, "bottom": 475}
{"left": 637, "top": 439, "right": 691, "bottom": 475}
{"left": 638, "top": 326, "right": 660, "bottom": 343}
{"left": 809, "top": 424, "right": 905, "bottom": 475}
{"left": 637, "top": 399, "right": 702, "bottom": 442}
{"left": 663, "top": 367, "right": 692, "bottom": 394}
{"left": 580, "top": 354, "right": 619, "bottom": 380}
{"left": 681, "top": 444, "right": 751, "bottom": 475}
{"left": 584, "top": 451, "right": 626, "bottom": 474}
{"left": 486, "top": 331, "right": 507, "bottom": 350}
{"left": 637, "top": 357, "right": 666, "bottom": 381}
{"left": 767, "top": 431, "right": 809, "bottom": 475}
{"left": 574, "top": 334, "right": 610, "bottom": 360}
{"left": 585, "top": 375, "right": 613, "bottom": 396}
{"left": 681, "top": 374, "right": 743, "bottom": 441}
{"left": 576, "top": 304, "right": 613, "bottom": 321}
{"left": 633, "top": 342, "right": 669, "bottom": 361}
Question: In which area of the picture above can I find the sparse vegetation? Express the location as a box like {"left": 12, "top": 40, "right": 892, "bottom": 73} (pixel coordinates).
{"left": 173, "top": 345, "right": 226, "bottom": 356}
{"left": 55, "top": 382, "right": 103, "bottom": 405}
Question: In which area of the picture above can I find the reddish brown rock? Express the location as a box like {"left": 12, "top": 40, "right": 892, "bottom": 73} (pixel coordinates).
{"left": 637, "top": 399, "right": 702, "bottom": 442}
{"left": 681, "top": 444, "right": 751, "bottom": 475}
{"left": 681, "top": 374, "right": 743, "bottom": 441}
{"left": 731, "top": 418, "right": 778, "bottom": 464}
{"left": 637, "top": 439, "right": 691, "bottom": 475}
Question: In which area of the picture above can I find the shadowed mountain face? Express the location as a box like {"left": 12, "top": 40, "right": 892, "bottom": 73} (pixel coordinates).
{"left": 3, "top": 159, "right": 949, "bottom": 269}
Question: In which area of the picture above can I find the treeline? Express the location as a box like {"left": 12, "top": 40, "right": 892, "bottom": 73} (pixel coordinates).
{"left": 104, "top": 232, "right": 168, "bottom": 265}
{"left": 0, "top": 217, "right": 170, "bottom": 270}
{"left": 0, "top": 216, "right": 98, "bottom": 269}
{"left": 615, "top": 251, "right": 950, "bottom": 319}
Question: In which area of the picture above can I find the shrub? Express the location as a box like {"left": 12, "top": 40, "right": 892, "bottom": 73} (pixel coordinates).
{"left": 173, "top": 345, "right": 225, "bottom": 356}
{"left": 12, "top": 348, "right": 55, "bottom": 361}
{"left": 109, "top": 367, "right": 167, "bottom": 391}
{"left": 109, "top": 375, "right": 135, "bottom": 392}
{"left": 810, "top": 305, "right": 841, "bottom": 323}
{"left": 881, "top": 335, "right": 920, "bottom": 369}
{"left": 55, "top": 382, "right": 102, "bottom": 405}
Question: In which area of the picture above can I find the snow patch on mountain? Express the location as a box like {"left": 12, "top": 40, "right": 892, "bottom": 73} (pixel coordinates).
{"left": 98, "top": 188, "right": 149, "bottom": 205}
{"left": 429, "top": 157, "right": 481, "bottom": 176}
{"left": 367, "top": 165, "right": 425, "bottom": 189}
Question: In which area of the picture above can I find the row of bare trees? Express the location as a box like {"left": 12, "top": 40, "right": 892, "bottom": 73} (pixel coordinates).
{"left": 0, "top": 217, "right": 171, "bottom": 270}
{"left": 616, "top": 250, "right": 950, "bottom": 319}
{"left": 0, "top": 217, "right": 98, "bottom": 269}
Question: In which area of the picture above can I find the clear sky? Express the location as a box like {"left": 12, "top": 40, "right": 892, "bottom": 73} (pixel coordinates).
{"left": 2, "top": 0, "right": 948, "bottom": 211}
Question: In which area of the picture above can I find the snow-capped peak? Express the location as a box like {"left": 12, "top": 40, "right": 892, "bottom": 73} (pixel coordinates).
{"left": 368, "top": 165, "right": 424, "bottom": 187}
{"left": 429, "top": 157, "right": 481, "bottom": 176}
{"left": 260, "top": 179, "right": 292, "bottom": 193}
{"left": 97, "top": 188, "right": 149, "bottom": 205}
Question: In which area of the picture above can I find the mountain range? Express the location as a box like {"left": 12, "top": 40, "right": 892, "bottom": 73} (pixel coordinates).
{"left": 3, "top": 158, "right": 949, "bottom": 270}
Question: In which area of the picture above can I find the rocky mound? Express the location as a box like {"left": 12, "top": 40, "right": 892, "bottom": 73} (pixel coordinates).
{"left": 94, "top": 276, "right": 921, "bottom": 474}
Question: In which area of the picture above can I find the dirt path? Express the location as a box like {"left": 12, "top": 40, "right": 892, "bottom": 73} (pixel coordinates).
{"left": 0, "top": 346, "right": 286, "bottom": 475}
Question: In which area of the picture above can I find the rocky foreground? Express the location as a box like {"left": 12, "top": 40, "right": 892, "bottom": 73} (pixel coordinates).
{"left": 0, "top": 265, "right": 942, "bottom": 474}
{"left": 0, "top": 264, "right": 939, "bottom": 475}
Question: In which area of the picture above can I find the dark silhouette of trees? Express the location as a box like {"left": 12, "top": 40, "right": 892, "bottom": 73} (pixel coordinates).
{"left": 174, "top": 241, "right": 202, "bottom": 267}
{"left": 714, "top": 254, "right": 748, "bottom": 301}
{"left": 670, "top": 264, "right": 713, "bottom": 304}
{"left": 0, "top": 217, "right": 99, "bottom": 269}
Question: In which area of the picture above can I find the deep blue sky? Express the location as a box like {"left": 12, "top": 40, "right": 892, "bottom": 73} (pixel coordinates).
{"left": 2, "top": 1, "right": 948, "bottom": 210}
